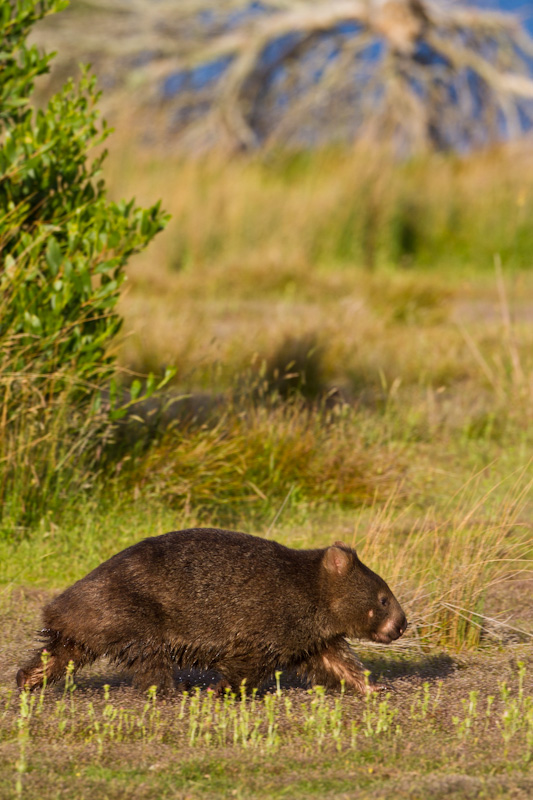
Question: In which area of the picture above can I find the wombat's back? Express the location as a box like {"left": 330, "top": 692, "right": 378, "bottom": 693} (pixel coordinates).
{"left": 43, "top": 528, "right": 321, "bottom": 655}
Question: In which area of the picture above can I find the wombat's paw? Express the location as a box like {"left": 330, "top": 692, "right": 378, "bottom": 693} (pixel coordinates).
{"left": 16, "top": 669, "right": 32, "bottom": 691}
{"left": 176, "top": 679, "right": 192, "bottom": 693}
{"left": 207, "top": 678, "right": 232, "bottom": 698}
{"left": 368, "top": 681, "right": 393, "bottom": 694}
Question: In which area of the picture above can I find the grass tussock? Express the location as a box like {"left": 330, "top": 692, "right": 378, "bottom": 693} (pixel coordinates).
{"left": 352, "top": 470, "right": 533, "bottom": 650}
{"left": 0, "top": 371, "right": 110, "bottom": 535}
{"left": 127, "top": 403, "right": 403, "bottom": 524}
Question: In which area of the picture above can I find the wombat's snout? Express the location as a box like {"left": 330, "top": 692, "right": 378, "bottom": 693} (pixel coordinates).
{"left": 375, "top": 612, "right": 407, "bottom": 644}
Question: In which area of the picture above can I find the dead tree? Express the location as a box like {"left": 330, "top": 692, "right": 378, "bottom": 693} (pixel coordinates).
{"left": 33, "top": 0, "right": 533, "bottom": 152}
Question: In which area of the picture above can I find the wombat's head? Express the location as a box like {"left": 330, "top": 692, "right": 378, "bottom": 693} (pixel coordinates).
{"left": 321, "top": 541, "right": 407, "bottom": 644}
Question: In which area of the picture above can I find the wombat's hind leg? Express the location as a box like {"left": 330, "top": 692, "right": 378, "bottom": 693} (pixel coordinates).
{"left": 16, "top": 633, "right": 94, "bottom": 691}
{"left": 298, "top": 637, "right": 378, "bottom": 695}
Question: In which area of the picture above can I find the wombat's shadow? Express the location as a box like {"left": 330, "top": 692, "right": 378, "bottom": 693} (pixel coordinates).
{"left": 54, "top": 653, "right": 457, "bottom": 696}
{"left": 361, "top": 652, "right": 456, "bottom": 684}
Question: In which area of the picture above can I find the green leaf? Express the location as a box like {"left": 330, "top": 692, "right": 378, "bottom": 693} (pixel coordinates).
{"left": 45, "top": 236, "right": 63, "bottom": 276}
{"left": 130, "top": 379, "right": 142, "bottom": 402}
{"left": 145, "top": 373, "right": 156, "bottom": 397}
{"left": 158, "top": 367, "right": 177, "bottom": 390}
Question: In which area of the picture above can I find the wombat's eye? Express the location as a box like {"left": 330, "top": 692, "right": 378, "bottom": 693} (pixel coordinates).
{"left": 379, "top": 595, "right": 389, "bottom": 607}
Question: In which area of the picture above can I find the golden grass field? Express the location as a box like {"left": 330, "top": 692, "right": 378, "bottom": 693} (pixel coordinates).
{"left": 2, "top": 89, "right": 533, "bottom": 797}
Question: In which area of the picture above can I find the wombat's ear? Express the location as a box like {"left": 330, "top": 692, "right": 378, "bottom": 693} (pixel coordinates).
{"left": 323, "top": 545, "right": 352, "bottom": 577}
{"left": 333, "top": 540, "right": 349, "bottom": 548}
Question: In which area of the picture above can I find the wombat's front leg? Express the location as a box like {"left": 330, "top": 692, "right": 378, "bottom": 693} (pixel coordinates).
{"left": 211, "top": 656, "right": 269, "bottom": 695}
{"left": 298, "top": 637, "right": 382, "bottom": 695}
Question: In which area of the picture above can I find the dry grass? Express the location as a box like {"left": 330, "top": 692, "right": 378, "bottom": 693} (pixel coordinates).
{"left": 126, "top": 402, "right": 404, "bottom": 523}
{"left": 352, "top": 470, "right": 533, "bottom": 650}
{"left": 105, "top": 140, "right": 533, "bottom": 275}
{"left": 0, "top": 368, "right": 111, "bottom": 534}
{"left": 101, "top": 141, "right": 533, "bottom": 422}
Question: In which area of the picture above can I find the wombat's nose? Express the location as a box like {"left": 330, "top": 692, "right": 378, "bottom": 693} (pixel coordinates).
{"left": 377, "top": 614, "right": 407, "bottom": 642}
{"left": 384, "top": 614, "right": 407, "bottom": 641}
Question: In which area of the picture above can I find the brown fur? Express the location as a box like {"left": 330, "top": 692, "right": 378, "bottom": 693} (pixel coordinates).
{"left": 17, "top": 528, "right": 407, "bottom": 694}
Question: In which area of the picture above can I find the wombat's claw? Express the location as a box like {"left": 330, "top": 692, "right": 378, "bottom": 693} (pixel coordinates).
{"left": 16, "top": 669, "right": 29, "bottom": 691}
{"left": 16, "top": 669, "right": 39, "bottom": 692}
{"left": 369, "top": 681, "right": 393, "bottom": 694}
{"left": 207, "top": 678, "right": 232, "bottom": 698}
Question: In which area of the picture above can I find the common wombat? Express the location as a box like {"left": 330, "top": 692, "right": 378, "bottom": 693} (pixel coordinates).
{"left": 17, "top": 528, "right": 407, "bottom": 694}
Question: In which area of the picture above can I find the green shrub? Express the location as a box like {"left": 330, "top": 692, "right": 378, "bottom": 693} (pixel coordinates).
{"left": 0, "top": 0, "right": 168, "bottom": 531}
